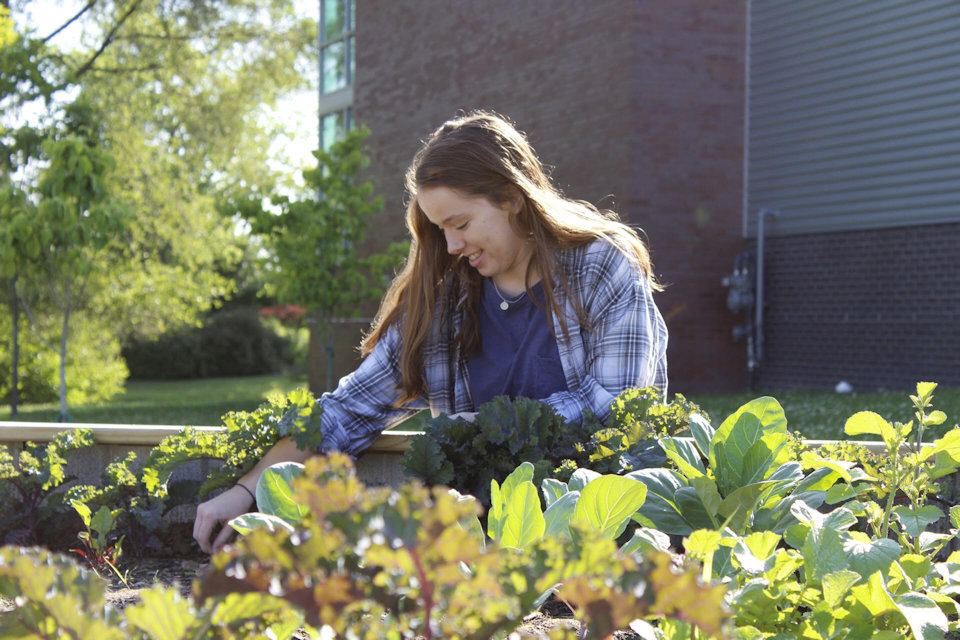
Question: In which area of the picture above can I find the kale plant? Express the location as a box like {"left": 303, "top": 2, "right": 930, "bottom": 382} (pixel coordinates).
{"left": 0, "top": 429, "right": 93, "bottom": 547}
{"left": 401, "top": 387, "right": 697, "bottom": 505}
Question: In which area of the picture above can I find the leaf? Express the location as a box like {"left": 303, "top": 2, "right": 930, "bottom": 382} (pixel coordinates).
{"left": 733, "top": 531, "right": 781, "bottom": 575}
{"left": 124, "top": 587, "right": 194, "bottom": 640}
{"left": 229, "top": 513, "right": 296, "bottom": 536}
{"left": 256, "top": 462, "right": 305, "bottom": 525}
{"left": 541, "top": 478, "right": 568, "bottom": 508}
{"left": 399, "top": 435, "right": 454, "bottom": 486}
{"left": 951, "top": 505, "right": 960, "bottom": 530}
{"left": 571, "top": 474, "right": 648, "bottom": 538}
{"left": 568, "top": 467, "right": 601, "bottom": 492}
{"left": 675, "top": 487, "right": 718, "bottom": 529}
{"left": 844, "top": 536, "right": 901, "bottom": 580}
{"left": 660, "top": 437, "right": 705, "bottom": 479}
{"left": 542, "top": 490, "right": 579, "bottom": 538}
{"left": 90, "top": 506, "right": 115, "bottom": 539}
{"left": 822, "top": 570, "right": 861, "bottom": 608}
{"left": 690, "top": 475, "right": 723, "bottom": 515}
{"left": 845, "top": 411, "right": 899, "bottom": 450}
{"left": 917, "top": 382, "right": 938, "bottom": 401}
{"left": 629, "top": 468, "right": 692, "bottom": 535}
{"left": 499, "top": 481, "right": 545, "bottom": 550}
{"left": 684, "top": 529, "right": 722, "bottom": 559}
{"left": 71, "top": 500, "right": 92, "bottom": 527}
{"left": 850, "top": 571, "right": 897, "bottom": 616}
{"left": 687, "top": 412, "right": 715, "bottom": 459}
{"left": 620, "top": 527, "right": 672, "bottom": 555}
{"left": 893, "top": 505, "right": 944, "bottom": 538}
{"left": 894, "top": 592, "right": 949, "bottom": 640}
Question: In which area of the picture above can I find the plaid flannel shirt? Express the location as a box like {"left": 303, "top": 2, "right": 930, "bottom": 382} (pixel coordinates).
{"left": 318, "top": 237, "right": 669, "bottom": 456}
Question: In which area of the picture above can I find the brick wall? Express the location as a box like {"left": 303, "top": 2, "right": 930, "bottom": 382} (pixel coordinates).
{"left": 756, "top": 222, "right": 960, "bottom": 390}
{"left": 315, "top": 0, "right": 748, "bottom": 394}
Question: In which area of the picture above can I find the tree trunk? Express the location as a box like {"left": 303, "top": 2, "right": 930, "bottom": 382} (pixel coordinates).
{"left": 306, "top": 311, "right": 323, "bottom": 394}
{"left": 9, "top": 274, "right": 19, "bottom": 417}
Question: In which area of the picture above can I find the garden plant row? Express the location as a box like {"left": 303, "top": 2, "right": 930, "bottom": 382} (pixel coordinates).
{"left": 1, "top": 383, "right": 960, "bottom": 638}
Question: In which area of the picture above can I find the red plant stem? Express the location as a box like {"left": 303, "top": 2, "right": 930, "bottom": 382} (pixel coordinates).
{"left": 409, "top": 548, "right": 435, "bottom": 639}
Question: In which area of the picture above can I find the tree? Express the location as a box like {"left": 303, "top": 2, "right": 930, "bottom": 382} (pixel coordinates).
{"left": 17, "top": 130, "right": 132, "bottom": 420}
{"left": 1, "top": 1, "right": 319, "bottom": 407}
{"left": 237, "top": 127, "right": 407, "bottom": 391}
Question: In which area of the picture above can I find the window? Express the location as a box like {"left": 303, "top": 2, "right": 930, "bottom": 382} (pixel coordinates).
{"left": 319, "top": 0, "right": 354, "bottom": 151}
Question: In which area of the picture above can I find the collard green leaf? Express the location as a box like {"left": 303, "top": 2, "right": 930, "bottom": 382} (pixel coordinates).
{"left": 675, "top": 487, "right": 718, "bottom": 530}
{"left": 256, "top": 462, "right": 305, "bottom": 525}
{"left": 733, "top": 531, "right": 781, "bottom": 576}
{"left": 572, "top": 475, "right": 647, "bottom": 539}
{"left": 541, "top": 478, "right": 568, "bottom": 508}
{"left": 228, "top": 513, "right": 296, "bottom": 536}
{"left": 543, "top": 490, "right": 579, "bottom": 538}
{"left": 499, "top": 481, "right": 546, "bottom": 549}
{"left": 690, "top": 475, "right": 723, "bottom": 516}
{"left": 620, "top": 527, "right": 671, "bottom": 555}
{"left": 629, "top": 468, "right": 691, "bottom": 535}
{"left": 568, "top": 468, "right": 601, "bottom": 492}
{"left": 687, "top": 412, "right": 715, "bottom": 460}
{"left": 660, "top": 437, "right": 705, "bottom": 479}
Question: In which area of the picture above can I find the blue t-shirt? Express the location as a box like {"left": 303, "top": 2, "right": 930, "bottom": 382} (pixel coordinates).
{"left": 466, "top": 278, "right": 568, "bottom": 407}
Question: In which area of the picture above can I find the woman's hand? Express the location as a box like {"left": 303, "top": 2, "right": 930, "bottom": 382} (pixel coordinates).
{"left": 193, "top": 484, "right": 255, "bottom": 554}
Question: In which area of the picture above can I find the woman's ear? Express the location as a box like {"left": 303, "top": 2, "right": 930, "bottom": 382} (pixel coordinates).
{"left": 506, "top": 187, "right": 524, "bottom": 215}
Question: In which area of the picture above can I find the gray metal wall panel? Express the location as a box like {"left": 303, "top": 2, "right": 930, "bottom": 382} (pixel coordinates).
{"left": 746, "top": 0, "right": 960, "bottom": 236}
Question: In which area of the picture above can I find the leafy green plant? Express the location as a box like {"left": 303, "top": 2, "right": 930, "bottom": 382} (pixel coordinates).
{"left": 62, "top": 388, "right": 323, "bottom": 559}
{"left": 0, "top": 428, "right": 93, "bottom": 546}
{"left": 197, "top": 453, "right": 729, "bottom": 639}
{"left": 630, "top": 397, "right": 842, "bottom": 537}
{"left": 401, "top": 388, "right": 694, "bottom": 505}
{"left": 70, "top": 500, "right": 128, "bottom": 585}
{"left": 0, "top": 545, "right": 308, "bottom": 639}
{"left": 228, "top": 461, "right": 305, "bottom": 536}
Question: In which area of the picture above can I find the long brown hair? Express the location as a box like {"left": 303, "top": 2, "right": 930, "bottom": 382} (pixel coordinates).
{"left": 361, "top": 111, "right": 659, "bottom": 405}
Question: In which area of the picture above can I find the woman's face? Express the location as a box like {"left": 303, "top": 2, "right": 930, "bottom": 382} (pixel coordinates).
{"left": 418, "top": 185, "right": 533, "bottom": 291}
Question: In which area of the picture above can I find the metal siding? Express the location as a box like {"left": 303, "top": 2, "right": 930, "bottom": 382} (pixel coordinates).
{"left": 745, "top": 0, "right": 960, "bottom": 236}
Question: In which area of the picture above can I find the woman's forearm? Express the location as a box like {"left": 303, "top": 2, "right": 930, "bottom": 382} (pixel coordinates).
{"left": 236, "top": 436, "right": 314, "bottom": 491}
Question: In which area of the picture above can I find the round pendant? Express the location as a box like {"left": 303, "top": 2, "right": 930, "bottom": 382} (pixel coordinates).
{"left": 500, "top": 301, "right": 509, "bottom": 311}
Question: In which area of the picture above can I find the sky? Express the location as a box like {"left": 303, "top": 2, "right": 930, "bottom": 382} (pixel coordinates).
{"left": 14, "top": 0, "right": 321, "bottom": 185}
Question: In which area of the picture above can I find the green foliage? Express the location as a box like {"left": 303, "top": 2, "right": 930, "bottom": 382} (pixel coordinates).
{"left": 401, "top": 388, "right": 692, "bottom": 506}
{"left": 122, "top": 307, "right": 295, "bottom": 380}
{"left": 0, "top": 545, "right": 309, "bottom": 638}
{"left": 228, "top": 461, "right": 305, "bottom": 536}
{"left": 0, "top": 311, "right": 128, "bottom": 404}
{"left": 238, "top": 127, "right": 407, "bottom": 321}
{"left": 195, "top": 454, "right": 728, "bottom": 639}
{"left": 0, "top": 429, "right": 93, "bottom": 546}
{"left": 630, "top": 397, "right": 829, "bottom": 537}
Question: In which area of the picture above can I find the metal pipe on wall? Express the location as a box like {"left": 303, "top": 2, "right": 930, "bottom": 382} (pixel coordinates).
{"left": 755, "top": 208, "right": 779, "bottom": 365}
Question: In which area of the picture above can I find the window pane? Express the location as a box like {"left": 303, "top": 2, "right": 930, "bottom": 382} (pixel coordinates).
{"left": 323, "top": 0, "right": 345, "bottom": 40}
{"left": 322, "top": 41, "right": 347, "bottom": 93}
{"left": 348, "top": 0, "right": 355, "bottom": 31}
{"left": 348, "top": 35, "right": 355, "bottom": 83}
{"left": 322, "top": 111, "right": 345, "bottom": 152}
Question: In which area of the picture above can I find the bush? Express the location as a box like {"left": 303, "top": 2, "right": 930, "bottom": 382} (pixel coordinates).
{"left": 0, "top": 313, "right": 128, "bottom": 405}
{"left": 122, "top": 307, "right": 293, "bottom": 380}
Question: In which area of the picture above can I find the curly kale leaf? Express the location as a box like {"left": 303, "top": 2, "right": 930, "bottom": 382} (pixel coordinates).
{"left": 401, "top": 436, "right": 454, "bottom": 486}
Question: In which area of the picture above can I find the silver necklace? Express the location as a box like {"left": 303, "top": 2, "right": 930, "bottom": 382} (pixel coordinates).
{"left": 492, "top": 281, "right": 525, "bottom": 311}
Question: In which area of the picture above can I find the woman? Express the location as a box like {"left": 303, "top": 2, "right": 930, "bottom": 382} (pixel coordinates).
{"left": 194, "top": 111, "right": 668, "bottom": 552}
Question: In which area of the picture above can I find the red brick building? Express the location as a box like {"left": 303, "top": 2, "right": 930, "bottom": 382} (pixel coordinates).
{"left": 313, "top": 1, "right": 748, "bottom": 395}
{"left": 313, "top": 1, "right": 959, "bottom": 395}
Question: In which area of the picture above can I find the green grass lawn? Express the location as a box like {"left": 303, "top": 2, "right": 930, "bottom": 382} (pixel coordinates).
{"left": 686, "top": 386, "right": 960, "bottom": 440}
{"left": 0, "top": 374, "right": 309, "bottom": 426}
{"left": 4, "top": 373, "right": 956, "bottom": 443}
